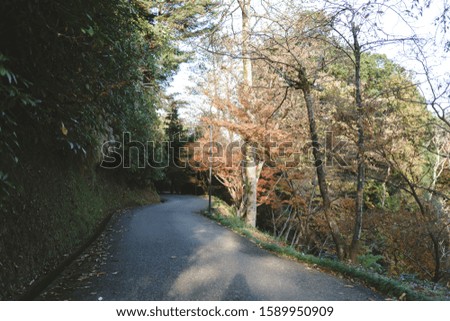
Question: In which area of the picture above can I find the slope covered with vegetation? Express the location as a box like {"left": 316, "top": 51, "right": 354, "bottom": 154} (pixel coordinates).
{"left": 0, "top": 0, "right": 216, "bottom": 300}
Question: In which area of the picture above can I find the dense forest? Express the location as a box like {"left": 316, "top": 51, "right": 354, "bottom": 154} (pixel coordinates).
{"left": 0, "top": 0, "right": 448, "bottom": 300}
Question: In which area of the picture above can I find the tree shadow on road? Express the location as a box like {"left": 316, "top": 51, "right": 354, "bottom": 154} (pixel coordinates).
{"left": 222, "top": 274, "right": 256, "bottom": 300}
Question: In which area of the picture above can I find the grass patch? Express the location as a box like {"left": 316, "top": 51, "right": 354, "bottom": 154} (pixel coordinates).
{"left": 203, "top": 197, "right": 444, "bottom": 301}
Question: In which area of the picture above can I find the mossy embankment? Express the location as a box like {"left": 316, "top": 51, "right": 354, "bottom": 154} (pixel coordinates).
{"left": 0, "top": 150, "right": 159, "bottom": 300}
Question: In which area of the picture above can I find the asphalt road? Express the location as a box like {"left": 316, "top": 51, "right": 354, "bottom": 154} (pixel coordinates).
{"left": 38, "top": 195, "right": 382, "bottom": 301}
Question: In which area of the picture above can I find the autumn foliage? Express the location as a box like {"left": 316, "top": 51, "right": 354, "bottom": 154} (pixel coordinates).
{"left": 191, "top": 3, "right": 449, "bottom": 284}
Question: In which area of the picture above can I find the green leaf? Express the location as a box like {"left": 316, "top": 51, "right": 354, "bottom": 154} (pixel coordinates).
{"left": 82, "top": 26, "right": 95, "bottom": 37}
{"left": 87, "top": 26, "right": 95, "bottom": 36}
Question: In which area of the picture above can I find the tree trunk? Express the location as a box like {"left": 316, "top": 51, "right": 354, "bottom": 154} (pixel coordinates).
{"left": 381, "top": 166, "right": 390, "bottom": 208}
{"left": 239, "top": 0, "right": 259, "bottom": 227}
{"left": 300, "top": 72, "right": 346, "bottom": 260}
{"left": 400, "top": 169, "right": 443, "bottom": 283}
{"left": 350, "top": 23, "right": 365, "bottom": 262}
{"left": 239, "top": 0, "right": 252, "bottom": 86}
{"left": 244, "top": 144, "right": 257, "bottom": 227}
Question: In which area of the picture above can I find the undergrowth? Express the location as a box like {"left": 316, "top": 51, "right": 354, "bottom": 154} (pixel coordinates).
{"left": 204, "top": 197, "right": 447, "bottom": 301}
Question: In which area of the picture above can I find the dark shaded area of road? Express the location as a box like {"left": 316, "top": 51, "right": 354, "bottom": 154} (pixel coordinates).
{"left": 38, "top": 195, "right": 382, "bottom": 301}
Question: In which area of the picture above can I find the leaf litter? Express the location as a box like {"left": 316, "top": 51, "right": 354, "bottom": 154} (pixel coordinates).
{"left": 36, "top": 210, "right": 127, "bottom": 300}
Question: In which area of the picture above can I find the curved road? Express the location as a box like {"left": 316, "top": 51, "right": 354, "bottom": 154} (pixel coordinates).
{"left": 39, "top": 195, "right": 382, "bottom": 301}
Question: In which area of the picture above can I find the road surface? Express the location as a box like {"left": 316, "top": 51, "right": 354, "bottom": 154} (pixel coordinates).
{"left": 38, "top": 195, "right": 382, "bottom": 301}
